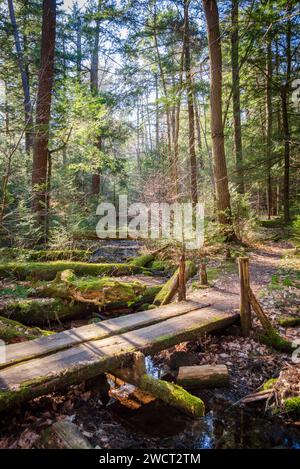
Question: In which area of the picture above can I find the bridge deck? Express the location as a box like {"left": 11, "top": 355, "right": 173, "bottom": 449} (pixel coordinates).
{"left": 0, "top": 300, "right": 239, "bottom": 411}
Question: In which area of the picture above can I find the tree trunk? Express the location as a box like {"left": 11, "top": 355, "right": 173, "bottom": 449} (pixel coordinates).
{"left": 8, "top": 0, "right": 33, "bottom": 154}
{"left": 282, "top": 0, "right": 292, "bottom": 223}
{"left": 202, "top": 0, "right": 235, "bottom": 238}
{"left": 184, "top": 0, "right": 198, "bottom": 207}
{"left": 90, "top": 4, "right": 101, "bottom": 196}
{"left": 266, "top": 34, "right": 273, "bottom": 220}
{"left": 32, "top": 0, "right": 56, "bottom": 242}
{"left": 231, "top": 0, "right": 244, "bottom": 193}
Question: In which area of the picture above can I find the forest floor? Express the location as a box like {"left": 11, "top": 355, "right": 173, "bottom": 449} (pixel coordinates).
{"left": 0, "top": 238, "right": 299, "bottom": 449}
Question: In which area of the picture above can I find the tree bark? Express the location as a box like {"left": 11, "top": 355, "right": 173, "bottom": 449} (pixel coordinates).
{"left": 90, "top": 3, "right": 101, "bottom": 195}
{"left": 266, "top": 34, "right": 273, "bottom": 220}
{"left": 8, "top": 0, "right": 33, "bottom": 154}
{"left": 32, "top": 0, "right": 56, "bottom": 242}
{"left": 184, "top": 0, "right": 198, "bottom": 207}
{"left": 202, "top": 0, "right": 235, "bottom": 237}
{"left": 231, "top": 0, "right": 244, "bottom": 193}
{"left": 282, "top": 0, "right": 292, "bottom": 223}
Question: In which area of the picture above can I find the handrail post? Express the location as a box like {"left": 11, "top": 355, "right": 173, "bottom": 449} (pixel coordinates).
{"left": 238, "top": 257, "right": 252, "bottom": 336}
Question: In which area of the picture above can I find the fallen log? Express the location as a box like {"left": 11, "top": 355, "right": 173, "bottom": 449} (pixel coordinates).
{"left": 153, "top": 260, "right": 197, "bottom": 305}
{"left": 0, "top": 298, "right": 97, "bottom": 326}
{"left": 0, "top": 316, "right": 52, "bottom": 344}
{"left": 0, "top": 307, "right": 238, "bottom": 411}
{"left": 38, "top": 420, "right": 93, "bottom": 449}
{"left": 177, "top": 365, "right": 229, "bottom": 389}
{"left": 111, "top": 352, "right": 205, "bottom": 418}
{"left": 128, "top": 253, "right": 155, "bottom": 267}
{"left": 0, "top": 261, "right": 145, "bottom": 281}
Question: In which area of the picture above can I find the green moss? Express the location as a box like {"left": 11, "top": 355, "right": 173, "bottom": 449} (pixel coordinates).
{"left": 154, "top": 260, "right": 197, "bottom": 305}
{"left": 149, "top": 260, "right": 175, "bottom": 273}
{"left": 0, "top": 261, "right": 144, "bottom": 281}
{"left": 0, "top": 315, "right": 52, "bottom": 343}
{"left": 139, "top": 374, "right": 205, "bottom": 417}
{"left": 0, "top": 298, "right": 93, "bottom": 325}
{"left": 261, "top": 378, "right": 278, "bottom": 391}
{"left": 260, "top": 330, "right": 294, "bottom": 353}
{"left": 129, "top": 253, "right": 154, "bottom": 267}
{"left": 284, "top": 397, "right": 300, "bottom": 416}
{"left": 278, "top": 316, "right": 300, "bottom": 327}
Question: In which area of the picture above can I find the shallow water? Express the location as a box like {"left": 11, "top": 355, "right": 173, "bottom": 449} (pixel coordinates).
{"left": 108, "top": 356, "right": 300, "bottom": 449}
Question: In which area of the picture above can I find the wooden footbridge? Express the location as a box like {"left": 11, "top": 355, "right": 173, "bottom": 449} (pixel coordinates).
{"left": 0, "top": 299, "right": 238, "bottom": 412}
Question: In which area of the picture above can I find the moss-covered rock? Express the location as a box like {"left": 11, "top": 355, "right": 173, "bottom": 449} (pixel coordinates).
{"left": 0, "top": 261, "right": 144, "bottom": 281}
{"left": 0, "top": 316, "right": 52, "bottom": 343}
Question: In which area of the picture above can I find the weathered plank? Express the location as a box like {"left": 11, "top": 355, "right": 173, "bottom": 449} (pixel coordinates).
{"left": 1, "top": 300, "right": 207, "bottom": 368}
{"left": 0, "top": 307, "right": 238, "bottom": 411}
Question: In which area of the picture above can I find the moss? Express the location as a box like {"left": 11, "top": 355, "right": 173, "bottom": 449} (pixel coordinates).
{"left": 149, "top": 260, "right": 175, "bottom": 274}
{"left": 0, "top": 261, "right": 144, "bottom": 281}
{"left": 278, "top": 316, "right": 300, "bottom": 327}
{"left": 129, "top": 254, "right": 155, "bottom": 267}
{"left": 0, "top": 298, "right": 95, "bottom": 325}
{"left": 139, "top": 374, "right": 205, "bottom": 417}
{"left": 260, "top": 330, "right": 294, "bottom": 353}
{"left": 154, "top": 260, "right": 197, "bottom": 305}
{"left": 0, "top": 315, "right": 52, "bottom": 343}
{"left": 283, "top": 397, "right": 300, "bottom": 416}
{"left": 261, "top": 378, "right": 278, "bottom": 391}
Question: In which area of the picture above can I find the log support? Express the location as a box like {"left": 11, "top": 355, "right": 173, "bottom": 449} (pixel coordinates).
{"left": 111, "top": 352, "right": 204, "bottom": 418}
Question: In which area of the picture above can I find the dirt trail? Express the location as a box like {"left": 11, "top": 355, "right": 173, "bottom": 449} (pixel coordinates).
{"left": 188, "top": 242, "right": 294, "bottom": 315}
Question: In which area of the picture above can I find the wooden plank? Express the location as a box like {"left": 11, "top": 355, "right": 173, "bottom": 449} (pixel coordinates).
{"left": 1, "top": 300, "right": 208, "bottom": 368}
{"left": 0, "top": 308, "right": 238, "bottom": 411}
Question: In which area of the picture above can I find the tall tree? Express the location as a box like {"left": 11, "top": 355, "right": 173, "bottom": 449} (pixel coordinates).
{"left": 32, "top": 0, "right": 56, "bottom": 241}
{"left": 266, "top": 32, "right": 273, "bottom": 220}
{"left": 7, "top": 0, "right": 33, "bottom": 154}
{"left": 202, "top": 0, "right": 235, "bottom": 237}
{"left": 281, "top": 0, "right": 292, "bottom": 223}
{"left": 90, "top": 1, "right": 101, "bottom": 196}
{"left": 184, "top": 0, "right": 198, "bottom": 206}
{"left": 231, "top": 0, "right": 244, "bottom": 193}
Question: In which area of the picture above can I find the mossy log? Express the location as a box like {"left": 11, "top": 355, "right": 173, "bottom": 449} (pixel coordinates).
{"left": 112, "top": 352, "right": 205, "bottom": 418}
{"left": 33, "top": 273, "right": 162, "bottom": 313}
{"left": 0, "top": 316, "right": 52, "bottom": 344}
{"left": 128, "top": 253, "right": 155, "bottom": 267}
{"left": 38, "top": 420, "right": 93, "bottom": 449}
{"left": 278, "top": 316, "right": 300, "bottom": 327}
{"left": 283, "top": 397, "right": 300, "bottom": 416}
{"left": 177, "top": 365, "right": 229, "bottom": 389}
{"left": 154, "top": 260, "right": 197, "bottom": 305}
{"left": 0, "top": 261, "right": 144, "bottom": 281}
{"left": 0, "top": 298, "right": 97, "bottom": 326}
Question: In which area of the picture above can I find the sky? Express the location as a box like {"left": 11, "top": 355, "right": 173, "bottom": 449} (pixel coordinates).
{"left": 63, "top": 0, "right": 87, "bottom": 11}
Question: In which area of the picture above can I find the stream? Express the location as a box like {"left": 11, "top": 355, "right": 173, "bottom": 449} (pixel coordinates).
{"left": 102, "top": 357, "right": 300, "bottom": 450}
